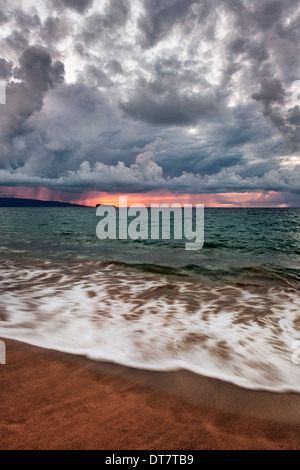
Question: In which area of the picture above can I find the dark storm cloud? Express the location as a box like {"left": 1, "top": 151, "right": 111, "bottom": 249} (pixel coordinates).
{"left": 0, "top": 46, "right": 64, "bottom": 142}
{"left": 228, "top": 37, "right": 269, "bottom": 63}
{"left": 14, "top": 10, "right": 41, "bottom": 30}
{"left": 250, "top": 0, "right": 285, "bottom": 30}
{"left": 252, "top": 78, "right": 300, "bottom": 150}
{"left": 1, "top": 152, "right": 300, "bottom": 195}
{"left": 108, "top": 60, "right": 123, "bottom": 75}
{"left": 287, "top": 106, "right": 300, "bottom": 127}
{"left": 138, "top": 0, "right": 208, "bottom": 48}
{"left": 80, "top": 0, "right": 131, "bottom": 44}
{"left": 0, "top": 59, "right": 13, "bottom": 79}
{"left": 251, "top": 0, "right": 300, "bottom": 34}
{"left": 252, "top": 78, "right": 286, "bottom": 133}
{"left": 40, "top": 17, "right": 70, "bottom": 43}
{"left": 121, "top": 85, "right": 223, "bottom": 125}
{"left": 252, "top": 78, "right": 285, "bottom": 105}
{"left": 0, "top": 0, "right": 300, "bottom": 202}
{"left": 0, "top": 9, "right": 9, "bottom": 24}
{"left": 14, "top": 46, "right": 64, "bottom": 96}
{"left": 220, "top": 0, "right": 300, "bottom": 88}
{"left": 53, "top": 0, "right": 94, "bottom": 14}
{"left": 6, "top": 31, "right": 29, "bottom": 52}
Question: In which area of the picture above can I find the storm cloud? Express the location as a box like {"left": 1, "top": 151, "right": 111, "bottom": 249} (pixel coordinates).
{"left": 53, "top": 0, "right": 94, "bottom": 14}
{"left": 0, "top": 59, "right": 13, "bottom": 79}
{"left": 0, "top": 0, "right": 299, "bottom": 204}
{"left": 0, "top": 46, "right": 64, "bottom": 143}
{"left": 252, "top": 78, "right": 300, "bottom": 150}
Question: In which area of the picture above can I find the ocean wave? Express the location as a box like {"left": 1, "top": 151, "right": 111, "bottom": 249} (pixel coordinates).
{"left": 0, "top": 260, "right": 300, "bottom": 393}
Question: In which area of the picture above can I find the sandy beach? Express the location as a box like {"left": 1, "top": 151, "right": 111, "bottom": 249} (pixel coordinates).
{"left": 0, "top": 338, "right": 300, "bottom": 450}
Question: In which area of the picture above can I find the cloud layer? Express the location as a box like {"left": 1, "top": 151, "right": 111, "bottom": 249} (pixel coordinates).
{"left": 0, "top": 0, "right": 299, "bottom": 201}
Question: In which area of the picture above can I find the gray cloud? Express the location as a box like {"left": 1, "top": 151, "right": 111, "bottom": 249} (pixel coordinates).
{"left": 252, "top": 78, "right": 300, "bottom": 150}
{"left": 121, "top": 85, "right": 223, "bottom": 125}
{"left": 14, "top": 46, "right": 64, "bottom": 96}
{"left": 53, "top": 0, "right": 94, "bottom": 14}
{"left": 15, "top": 10, "right": 41, "bottom": 30}
{"left": 0, "top": 58, "right": 13, "bottom": 79}
{"left": 41, "top": 16, "right": 71, "bottom": 43}
{"left": 108, "top": 60, "right": 123, "bottom": 75}
{"left": 252, "top": 78, "right": 285, "bottom": 105}
{"left": 287, "top": 106, "right": 300, "bottom": 126}
{"left": 6, "top": 31, "right": 29, "bottom": 52}
{"left": 80, "top": 0, "right": 131, "bottom": 45}
{"left": 0, "top": 0, "right": 299, "bottom": 204}
{"left": 137, "top": 0, "right": 208, "bottom": 48}
{"left": 0, "top": 10, "right": 9, "bottom": 24}
{"left": 1, "top": 151, "right": 300, "bottom": 195}
{"left": 85, "top": 64, "right": 113, "bottom": 88}
{"left": 0, "top": 46, "right": 64, "bottom": 143}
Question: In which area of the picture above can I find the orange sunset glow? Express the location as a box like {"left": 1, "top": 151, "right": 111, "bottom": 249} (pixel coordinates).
{"left": 0, "top": 186, "right": 295, "bottom": 207}
{"left": 80, "top": 190, "right": 276, "bottom": 207}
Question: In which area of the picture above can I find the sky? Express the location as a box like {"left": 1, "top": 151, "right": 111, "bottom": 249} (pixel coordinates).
{"left": 0, "top": 0, "right": 300, "bottom": 207}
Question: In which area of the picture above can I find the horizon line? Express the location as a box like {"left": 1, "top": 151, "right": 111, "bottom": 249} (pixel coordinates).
{"left": 0, "top": 196, "right": 300, "bottom": 208}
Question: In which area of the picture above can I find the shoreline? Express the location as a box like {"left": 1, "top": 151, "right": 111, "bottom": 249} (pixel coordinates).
{"left": 1, "top": 338, "right": 300, "bottom": 450}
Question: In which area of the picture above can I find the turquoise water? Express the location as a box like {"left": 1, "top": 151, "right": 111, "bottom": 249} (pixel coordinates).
{"left": 0, "top": 207, "right": 299, "bottom": 287}
{"left": 0, "top": 207, "right": 300, "bottom": 392}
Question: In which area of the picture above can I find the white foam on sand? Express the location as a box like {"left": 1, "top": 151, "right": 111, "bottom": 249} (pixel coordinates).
{"left": 0, "top": 261, "right": 300, "bottom": 392}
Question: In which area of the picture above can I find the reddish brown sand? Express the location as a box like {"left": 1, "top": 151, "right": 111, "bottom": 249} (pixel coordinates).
{"left": 0, "top": 338, "right": 300, "bottom": 450}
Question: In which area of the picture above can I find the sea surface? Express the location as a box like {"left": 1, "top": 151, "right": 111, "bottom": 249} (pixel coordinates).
{"left": 0, "top": 207, "right": 300, "bottom": 392}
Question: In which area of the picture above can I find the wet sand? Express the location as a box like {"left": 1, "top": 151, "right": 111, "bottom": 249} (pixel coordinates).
{"left": 0, "top": 338, "right": 300, "bottom": 450}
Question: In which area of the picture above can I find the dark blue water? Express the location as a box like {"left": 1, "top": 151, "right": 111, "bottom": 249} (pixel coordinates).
{"left": 0, "top": 207, "right": 299, "bottom": 287}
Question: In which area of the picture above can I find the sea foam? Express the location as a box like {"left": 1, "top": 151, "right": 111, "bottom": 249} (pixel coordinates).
{"left": 0, "top": 260, "right": 300, "bottom": 392}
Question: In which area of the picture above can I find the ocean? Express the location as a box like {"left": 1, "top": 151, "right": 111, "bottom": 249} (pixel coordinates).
{"left": 0, "top": 207, "right": 299, "bottom": 392}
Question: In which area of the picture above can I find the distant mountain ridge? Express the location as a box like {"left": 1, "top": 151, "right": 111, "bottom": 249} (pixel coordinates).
{"left": 0, "top": 198, "right": 86, "bottom": 207}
